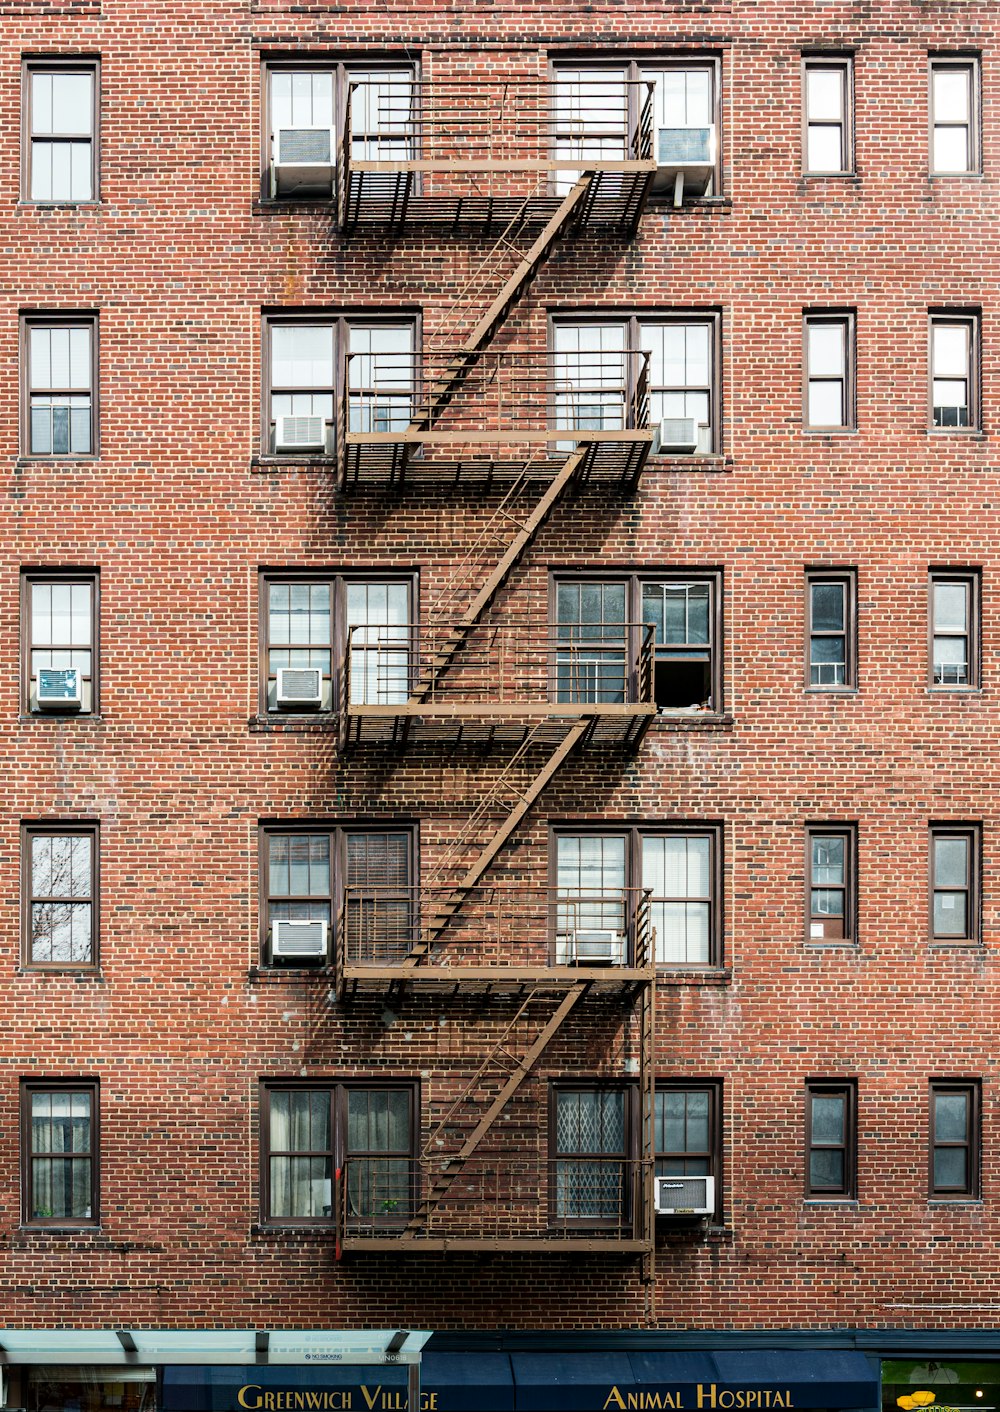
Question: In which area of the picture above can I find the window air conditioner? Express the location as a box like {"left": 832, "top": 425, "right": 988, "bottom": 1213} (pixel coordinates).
{"left": 654, "top": 1174, "right": 715, "bottom": 1217}
{"left": 272, "top": 918, "right": 329, "bottom": 960}
{"left": 275, "top": 415, "right": 327, "bottom": 452}
{"left": 272, "top": 127, "right": 337, "bottom": 196}
{"left": 654, "top": 126, "right": 716, "bottom": 205}
{"left": 276, "top": 667, "right": 323, "bottom": 709}
{"left": 656, "top": 417, "right": 699, "bottom": 454}
{"left": 36, "top": 666, "right": 82, "bottom": 710}
{"left": 556, "top": 929, "right": 625, "bottom": 966}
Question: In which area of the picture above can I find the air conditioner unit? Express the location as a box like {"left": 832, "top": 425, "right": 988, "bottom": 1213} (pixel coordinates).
{"left": 654, "top": 1174, "right": 715, "bottom": 1217}
{"left": 272, "top": 127, "right": 337, "bottom": 196}
{"left": 656, "top": 417, "right": 699, "bottom": 454}
{"left": 272, "top": 918, "right": 329, "bottom": 960}
{"left": 276, "top": 667, "right": 323, "bottom": 709}
{"left": 654, "top": 126, "right": 716, "bottom": 205}
{"left": 275, "top": 415, "right": 327, "bottom": 452}
{"left": 556, "top": 929, "right": 625, "bottom": 966}
{"left": 36, "top": 666, "right": 82, "bottom": 710}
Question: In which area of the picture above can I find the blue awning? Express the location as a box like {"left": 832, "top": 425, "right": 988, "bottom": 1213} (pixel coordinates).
{"left": 162, "top": 1355, "right": 514, "bottom": 1412}
{"left": 510, "top": 1349, "right": 879, "bottom": 1412}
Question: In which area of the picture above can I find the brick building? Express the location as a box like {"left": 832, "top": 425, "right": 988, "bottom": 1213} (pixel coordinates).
{"left": 0, "top": 0, "right": 998, "bottom": 1408}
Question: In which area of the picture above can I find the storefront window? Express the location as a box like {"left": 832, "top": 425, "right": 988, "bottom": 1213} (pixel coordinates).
{"left": 883, "top": 1361, "right": 1000, "bottom": 1412}
{"left": 27, "top": 1368, "right": 156, "bottom": 1412}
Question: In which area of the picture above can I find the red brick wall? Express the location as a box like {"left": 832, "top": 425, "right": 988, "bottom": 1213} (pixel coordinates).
{"left": 0, "top": 0, "right": 998, "bottom": 1335}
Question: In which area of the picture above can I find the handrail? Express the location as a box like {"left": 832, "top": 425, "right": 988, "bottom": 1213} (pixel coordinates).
{"left": 336, "top": 884, "right": 655, "bottom": 971}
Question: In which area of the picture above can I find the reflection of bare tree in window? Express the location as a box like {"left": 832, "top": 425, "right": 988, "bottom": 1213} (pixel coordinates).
{"left": 30, "top": 832, "right": 93, "bottom": 963}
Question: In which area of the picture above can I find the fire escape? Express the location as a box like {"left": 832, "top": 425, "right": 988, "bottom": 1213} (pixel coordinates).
{"left": 331, "top": 75, "right": 660, "bottom": 1257}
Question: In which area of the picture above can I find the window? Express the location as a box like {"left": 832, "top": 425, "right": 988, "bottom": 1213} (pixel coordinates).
{"left": 803, "top": 57, "right": 852, "bottom": 174}
{"left": 261, "top": 1082, "right": 415, "bottom": 1225}
{"left": 22, "top": 572, "right": 98, "bottom": 714}
{"left": 929, "top": 1081, "right": 980, "bottom": 1199}
{"left": 22, "top": 315, "right": 96, "bottom": 457}
{"left": 260, "top": 825, "right": 413, "bottom": 965}
{"left": 806, "top": 825, "right": 855, "bottom": 942}
{"left": 805, "top": 1081, "right": 856, "bottom": 1198}
{"left": 24, "top": 61, "right": 97, "bottom": 203}
{"left": 930, "top": 825, "right": 979, "bottom": 942}
{"left": 930, "top": 313, "right": 979, "bottom": 430}
{"left": 22, "top": 824, "right": 98, "bottom": 968}
{"left": 554, "top": 572, "right": 721, "bottom": 713}
{"left": 930, "top": 58, "right": 979, "bottom": 175}
{"left": 654, "top": 1083, "right": 720, "bottom": 1184}
{"left": 21, "top": 1080, "right": 98, "bottom": 1225}
{"left": 806, "top": 571, "right": 855, "bottom": 690}
{"left": 262, "top": 315, "right": 415, "bottom": 457}
{"left": 551, "top": 1086, "right": 631, "bottom": 1223}
{"left": 261, "top": 572, "right": 413, "bottom": 713}
{"left": 553, "top": 315, "right": 719, "bottom": 456}
{"left": 553, "top": 59, "right": 720, "bottom": 201}
{"left": 804, "top": 313, "right": 854, "bottom": 430}
{"left": 929, "top": 571, "right": 979, "bottom": 688}
{"left": 554, "top": 827, "right": 722, "bottom": 966}
{"left": 264, "top": 63, "right": 414, "bottom": 199}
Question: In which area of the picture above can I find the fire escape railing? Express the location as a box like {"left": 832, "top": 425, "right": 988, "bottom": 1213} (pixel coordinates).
{"left": 336, "top": 884, "right": 655, "bottom": 977}
{"left": 339, "top": 77, "right": 656, "bottom": 232}
{"left": 336, "top": 1155, "right": 652, "bottom": 1248}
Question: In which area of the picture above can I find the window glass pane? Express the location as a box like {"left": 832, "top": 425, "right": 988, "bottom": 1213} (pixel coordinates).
{"left": 933, "top": 1146, "right": 967, "bottom": 1190}
{"left": 810, "top": 582, "right": 845, "bottom": 632}
{"left": 934, "top": 1091, "right": 969, "bottom": 1142}
{"left": 934, "top": 126, "right": 970, "bottom": 173}
{"left": 807, "top": 124, "right": 844, "bottom": 172}
{"left": 933, "top": 836, "right": 968, "bottom": 887}
{"left": 934, "top": 892, "right": 968, "bottom": 936}
{"left": 806, "top": 69, "right": 844, "bottom": 121}
{"left": 50, "top": 73, "right": 93, "bottom": 134}
{"left": 808, "top": 379, "right": 845, "bottom": 426}
{"left": 271, "top": 325, "right": 334, "bottom": 388}
{"left": 809, "top": 1147, "right": 844, "bottom": 1190}
{"left": 812, "top": 835, "right": 845, "bottom": 886}
{"left": 933, "top": 68, "right": 970, "bottom": 123}
{"left": 808, "top": 323, "right": 845, "bottom": 377}
{"left": 810, "top": 1094, "right": 845, "bottom": 1144}
{"left": 933, "top": 582, "right": 968, "bottom": 633}
{"left": 933, "top": 324, "right": 969, "bottom": 377}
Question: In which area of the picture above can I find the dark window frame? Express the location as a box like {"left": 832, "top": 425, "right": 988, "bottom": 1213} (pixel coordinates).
{"left": 804, "top": 1079, "right": 857, "bottom": 1200}
{"left": 929, "top": 823, "right": 980, "bottom": 945}
{"left": 20, "top": 1078, "right": 99, "bottom": 1227}
{"left": 20, "top": 311, "right": 99, "bottom": 459}
{"left": 549, "top": 567, "right": 724, "bottom": 714}
{"left": 929, "top": 54, "right": 981, "bottom": 177}
{"left": 803, "top": 310, "right": 856, "bottom": 431}
{"left": 259, "top": 57, "right": 419, "bottom": 204}
{"left": 21, "top": 569, "right": 100, "bottom": 716}
{"left": 805, "top": 569, "right": 857, "bottom": 692}
{"left": 549, "top": 55, "right": 723, "bottom": 203}
{"left": 260, "top": 310, "right": 420, "bottom": 459}
{"left": 259, "top": 1078, "right": 418, "bottom": 1228}
{"left": 802, "top": 54, "right": 854, "bottom": 176}
{"left": 928, "top": 569, "right": 980, "bottom": 690}
{"left": 22, "top": 56, "right": 100, "bottom": 205}
{"left": 805, "top": 824, "right": 857, "bottom": 945}
{"left": 929, "top": 1080, "right": 980, "bottom": 1200}
{"left": 548, "top": 1080, "right": 637, "bottom": 1229}
{"left": 259, "top": 822, "right": 417, "bottom": 967}
{"left": 928, "top": 309, "right": 981, "bottom": 433}
{"left": 549, "top": 311, "right": 722, "bottom": 457}
{"left": 21, "top": 821, "right": 99, "bottom": 971}
{"left": 549, "top": 822, "right": 724, "bottom": 968}
{"left": 258, "top": 568, "right": 418, "bottom": 717}
{"left": 654, "top": 1079, "right": 722, "bottom": 1219}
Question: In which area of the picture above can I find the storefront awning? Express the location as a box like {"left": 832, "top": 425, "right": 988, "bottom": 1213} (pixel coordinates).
{"left": 0, "top": 1332, "right": 431, "bottom": 1367}
{"left": 510, "top": 1349, "right": 879, "bottom": 1411}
